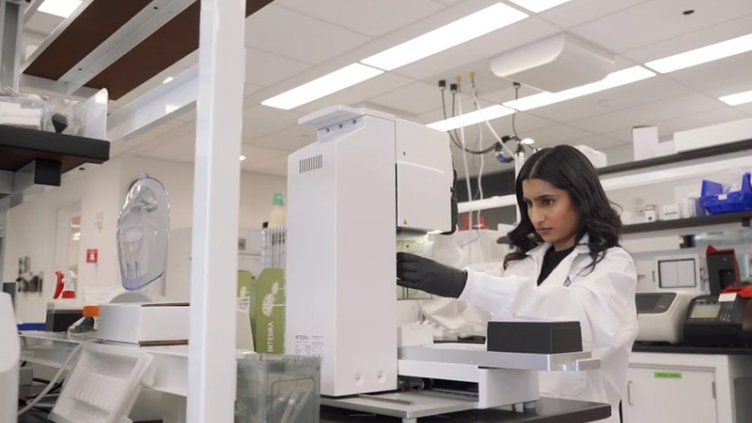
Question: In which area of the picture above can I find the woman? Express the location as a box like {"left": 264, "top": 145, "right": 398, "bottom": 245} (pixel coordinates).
{"left": 397, "top": 145, "right": 637, "bottom": 423}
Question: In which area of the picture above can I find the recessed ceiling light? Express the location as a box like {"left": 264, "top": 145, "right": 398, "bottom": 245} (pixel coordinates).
{"left": 361, "top": 3, "right": 528, "bottom": 71}
{"left": 163, "top": 76, "right": 174, "bottom": 84}
{"left": 261, "top": 63, "right": 383, "bottom": 110}
{"left": 38, "top": 0, "right": 82, "bottom": 18}
{"left": 427, "top": 105, "right": 513, "bottom": 132}
{"left": 645, "top": 33, "right": 752, "bottom": 73}
{"left": 503, "top": 66, "right": 655, "bottom": 111}
{"left": 507, "top": 0, "right": 572, "bottom": 13}
{"left": 239, "top": 155, "right": 247, "bottom": 161}
{"left": 719, "top": 89, "right": 752, "bottom": 106}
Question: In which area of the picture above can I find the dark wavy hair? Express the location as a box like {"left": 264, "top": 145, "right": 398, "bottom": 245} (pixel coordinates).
{"left": 503, "top": 145, "right": 622, "bottom": 273}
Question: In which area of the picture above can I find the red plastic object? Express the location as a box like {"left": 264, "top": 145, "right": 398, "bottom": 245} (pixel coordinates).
{"left": 721, "top": 285, "right": 752, "bottom": 298}
{"left": 54, "top": 271, "right": 65, "bottom": 299}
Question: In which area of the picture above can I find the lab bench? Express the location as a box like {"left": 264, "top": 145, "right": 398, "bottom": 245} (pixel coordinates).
{"left": 19, "top": 331, "right": 611, "bottom": 423}
{"left": 321, "top": 398, "right": 610, "bottom": 422}
{"left": 623, "top": 344, "right": 752, "bottom": 423}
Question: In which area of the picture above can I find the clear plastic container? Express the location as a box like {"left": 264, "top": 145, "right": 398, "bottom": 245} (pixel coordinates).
{"left": 67, "top": 305, "right": 99, "bottom": 340}
{"left": 235, "top": 354, "right": 320, "bottom": 423}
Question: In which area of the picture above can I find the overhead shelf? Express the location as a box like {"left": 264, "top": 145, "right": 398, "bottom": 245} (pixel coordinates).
{"left": 496, "top": 211, "right": 752, "bottom": 244}
{"left": 23, "top": 0, "right": 274, "bottom": 100}
{"left": 621, "top": 211, "right": 752, "bottom": 234}
{"left": 0, "top": 124, "right": 110, "bottom": 199}
{"left": 597, "top": 138, "right": 752, "bottom": 176}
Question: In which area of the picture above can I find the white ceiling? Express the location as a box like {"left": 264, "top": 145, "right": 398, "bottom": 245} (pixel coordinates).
{"left": 22, "top": 0, "right": 752, "bottom": 178}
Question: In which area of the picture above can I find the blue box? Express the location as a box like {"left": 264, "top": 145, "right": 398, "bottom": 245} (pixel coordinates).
{"left": 701, "top": 172, "right": 752, "bottom": 214}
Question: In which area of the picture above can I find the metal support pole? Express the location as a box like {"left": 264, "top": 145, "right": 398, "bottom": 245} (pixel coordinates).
{"left": 0, "top": 198, "right": 7, "bottom": 282}
{"left": 514, "top": 147, "right": 526, "bottom": 224}
{"left": 187, "top": 0, "right": 245, "bottom": 421}
{"left": 0, "top": 0, "right": 23, "bottom": 90}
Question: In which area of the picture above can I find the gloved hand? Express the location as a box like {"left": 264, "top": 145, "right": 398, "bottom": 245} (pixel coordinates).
{"left": 396, "top": 252, "right": 467, "bottom": 298}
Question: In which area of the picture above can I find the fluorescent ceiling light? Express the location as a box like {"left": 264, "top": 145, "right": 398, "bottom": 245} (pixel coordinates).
{"left": 427, "top": 105, "right": 513, "bottom": 132}
{"left": 645, "top": 33, "right": 752, "bottom": 73}
{"left": 719, "top": 89, "right": 752, "bottom": 106}
{"left": 38, "top": 0, "right": 82, "bottom": 18}
{"left": 504, "top": 66, "right": 655, "bottom": 111}
{"left": 361, "top": 3, "right": 528, "bottom": 71}
{"left": 508, "top": 0, "right": 572, "bottom": 13}
{"left": 162, "top": 76, "right": 174, "bottom": 84}
{"left": 262, "top": 63, "right": 383, "bottom": 110}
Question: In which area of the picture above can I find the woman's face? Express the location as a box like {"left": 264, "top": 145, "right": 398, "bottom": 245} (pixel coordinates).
{"left": 521, "top": 178, "right": 581, "bottom": 251}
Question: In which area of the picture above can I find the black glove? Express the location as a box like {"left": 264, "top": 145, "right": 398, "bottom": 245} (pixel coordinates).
{"left": 396, "top": 252, "right": 467, "bottom": 298}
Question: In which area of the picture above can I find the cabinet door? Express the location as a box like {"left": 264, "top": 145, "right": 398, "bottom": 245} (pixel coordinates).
{"left": 623, "top": 367, "right": 717, "bottom": 423}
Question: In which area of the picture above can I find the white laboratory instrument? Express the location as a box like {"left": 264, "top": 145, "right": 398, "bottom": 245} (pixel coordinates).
{"left": 286, "top": 106, "right": 600, "bottom": 419}
{"left": 635, "top": 291, "right": 697, "bottom": 344}
{"left": 636, "top": 254, "right": 704, "bottom": 344}
{"left": 285, "top": 106, "right": 454, "bottom": 397}
{"left": 0, "top": 293, "right": 19, "bottom": 423}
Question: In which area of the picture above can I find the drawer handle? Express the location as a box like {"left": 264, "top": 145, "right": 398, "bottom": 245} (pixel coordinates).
{"left": 627, "top": 380, "right": 634, "bottom": 406}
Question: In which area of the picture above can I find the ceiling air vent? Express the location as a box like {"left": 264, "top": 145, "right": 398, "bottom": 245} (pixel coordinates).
{"left": 299, "top": 155, "right": 323, "bottom": 174}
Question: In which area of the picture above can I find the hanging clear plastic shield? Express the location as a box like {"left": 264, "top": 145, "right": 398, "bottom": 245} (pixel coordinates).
{"left": 117, "top": 175, "right": 170, "bottom": 291}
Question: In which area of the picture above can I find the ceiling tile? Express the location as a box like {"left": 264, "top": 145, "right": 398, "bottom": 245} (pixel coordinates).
{"left": 242, "top": 105, "right": 303, "bottom": 139}
{"left": 274, "top": 0, "right": 444, "bottom": 37}
{"left": 245, "top": 48, "right": 311, "bottom": 87}
{"left": 245, "top": 5, "right": 370, "bottom": 65}
{"left": 735, "top": 104, "right": 752, "bottom": 116}
{"left": 570, "top": 0, "right": 752, "bottom": 53}
{"left": 709, "top": 81, "right": 752, "bottom": 100}
{"left": 488, "top": 111, "right": 559, "bottom": 134}
{"left": 537, "top": 0, "right": 649, "bottom": 28}
{"left": 569, "top": 93, "right": 725, "bottom": 134}
{"left": 369, "top": 81, "right": 445, "bottom": 116}
{"left": 604, "top": 128, "right": 635, "bottom": 144}
{"left": 622, "top": 14, "right": 752, "bottom": 63}
{"left": 523, "top": 124, "right": 593, "bottom": 145}
{"left": 661, "top": 53, "right": 752, "bottom": 94}
{"left": 244, "top": 82, "right": 263, "bottom": 97}
{"left": 525, "top": 75, "right": 691, "bottom": 122}
{"left": 295, "top": 72, "right": 414, "bottom": 114}
{"left": 416, "top": 95, "right": 496, "bottom": 123}
{"left": 651, "top": 107, "right": 749, "bottom": 138}
{"left": 249, "top": 124, "right": 316, "bottom": 152}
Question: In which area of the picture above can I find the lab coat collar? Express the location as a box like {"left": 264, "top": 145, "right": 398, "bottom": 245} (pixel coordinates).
{"left": 525, "top": 234, "right": 590, "bottom": 259}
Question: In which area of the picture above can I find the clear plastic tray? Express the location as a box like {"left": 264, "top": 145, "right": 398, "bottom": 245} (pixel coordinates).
{"left": 49, "top": 343, "right": 153, "bottom": 423}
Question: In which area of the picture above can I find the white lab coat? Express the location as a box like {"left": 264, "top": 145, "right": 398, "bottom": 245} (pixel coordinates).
{"left": 458, "top": 238, "right": 638, "bottom": 423}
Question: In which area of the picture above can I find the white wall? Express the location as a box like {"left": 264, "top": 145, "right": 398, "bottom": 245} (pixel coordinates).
{"left": 3, "top": 160, "right": 112, "bottom": 323}
{"left": 4, "top": 154, "right": 286, "bottom": 322}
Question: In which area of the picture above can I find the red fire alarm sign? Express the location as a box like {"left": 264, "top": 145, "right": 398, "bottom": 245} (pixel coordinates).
{"left": 86, "top": 249, "right": 98, "bottom": 263}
